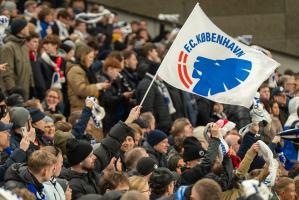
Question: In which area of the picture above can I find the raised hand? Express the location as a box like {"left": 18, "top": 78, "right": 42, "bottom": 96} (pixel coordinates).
{"left": 125, "top": 106, "right": 141, "bottom": 124}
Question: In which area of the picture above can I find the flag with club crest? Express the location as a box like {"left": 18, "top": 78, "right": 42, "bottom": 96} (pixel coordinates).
{"left": 157, "top": 3, "right": 280, "bottom": 108}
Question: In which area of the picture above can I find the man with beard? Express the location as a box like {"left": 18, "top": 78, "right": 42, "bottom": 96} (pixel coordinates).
{"left": 60, "top": 106, "right": 140, "bottom": 199}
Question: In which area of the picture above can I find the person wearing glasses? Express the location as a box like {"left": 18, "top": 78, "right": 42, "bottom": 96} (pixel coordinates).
{"left": 42, "top": 88, "right": 64, "bottom": 114}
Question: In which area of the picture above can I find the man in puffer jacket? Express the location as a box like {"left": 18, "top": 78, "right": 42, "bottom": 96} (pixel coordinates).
{"left": 59, "top": 106, "right": 140, "bottom": 199}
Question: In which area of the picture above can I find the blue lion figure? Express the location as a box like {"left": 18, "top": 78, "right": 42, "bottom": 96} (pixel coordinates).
{"left": 192, "top": 56, "right": 252, "bottom": 96}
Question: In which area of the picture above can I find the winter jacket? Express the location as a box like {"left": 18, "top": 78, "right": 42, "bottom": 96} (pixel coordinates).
{"left": 262, "top": 115, "right": 283, "bottom": 144}
{"left": 60, "top": 121, "right": 134, "bottom": 199}
{"left": 166, "top": 83, "right": 188, "bottom": 120}
{"left": 29, "top": 51, "right": 45, "bottom": 100}
{"left": 137, "top": 58, "right": 160, "bottom": 80}
{"left": 195, "top": 96, "right": 213, "bottom": 126}
{"left": 71, "top": 106, "right": 95, "bottom": 142}
{"left": 222, "top": 147, "right": 269, "bottom": 200}
{"left": 0, "top": 34, "right": 33, "bottom": 100}
{"left": 122, "top": 68, "right": 139, "bottom": 89}
{"left": 136, "top": 74, "right": 172, "bottom": 132}
{"left": 4, "top": 163, "right": 46, "bottom": 200}
{"left": 43, "top": 178, "right": 65, "bottom": 200}
{"left": 100, "top": 74, "right": 131, "bottom": 133}
{"left": 143, "top": 141, "right": 167, "bottom": 167}
{"left": 237, "top": 131, "right": 266, "bottom": 171}
{"left": 178, "top": 137, "right": 221, "bottom": 186}
{"left": 204, "top": 154, "right": 233, "bottom": 191}
{"left": 10, "top": 130, "right": 39, "bottom": 155}
{"left": 67, "top": 64, "right": 99, "bottom": 113}
{"left": 224, "top": 105, "right": 251, "bottom": 130}
{"left": 0, "top": 148, "right": 26, "bottom": 183}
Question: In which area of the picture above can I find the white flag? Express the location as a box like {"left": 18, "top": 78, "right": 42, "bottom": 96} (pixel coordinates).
{"left": 157, "top": 3, "right": 280, "bottom": 108}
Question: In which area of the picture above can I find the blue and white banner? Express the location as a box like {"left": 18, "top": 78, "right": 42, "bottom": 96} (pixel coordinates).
{"left": 157, "top": 3, "right": 280, "bottom": 108}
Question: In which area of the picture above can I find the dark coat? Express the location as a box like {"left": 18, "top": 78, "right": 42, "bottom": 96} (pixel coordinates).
{"left": 60, "top": 168, "right": 100, "bottom": 200}
{"left": 60, "top": 121, "right": 134, "bottom": 199}
{"left": 122, "top": 68, "right": 139, "bottom": 89}
{"left": 0, "top": 34, "right": 33, "bottom": 100}
{"left": 4, "top": 163, "right": 45, "bottom": 199}
{"left": 0, "top": 148, "right": 26, "bottom": 183}
{"left": 178, "top": 137, "right": 221, "bottom": 186}
{"left": 224, "top": 105, "right": 251, "bottom": 130}
{"left": 143, "top": 141, "right": 167, "bottom": 168}
{"left": 136, "top": 74, "right": 172, "bottom": 132}
{"left": 10, "top": 130, "right": 39, "bottom": 155}
{"left": 165, "top": 83, "right": 188, "bottom": 120}
{"left": 100, "top": 74, "right": 130, "bottom": 133}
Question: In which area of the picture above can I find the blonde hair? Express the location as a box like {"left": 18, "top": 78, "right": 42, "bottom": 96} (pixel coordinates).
{"left": 129, "top": 176, "right": 149, "bottom": 193}
{"left": 27, "top": 150, "right": 57, "bottom": 173}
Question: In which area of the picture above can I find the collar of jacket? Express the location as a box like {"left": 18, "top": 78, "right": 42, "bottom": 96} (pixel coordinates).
{"left": 3, "top": 33, "right": 26, "bottom": 45}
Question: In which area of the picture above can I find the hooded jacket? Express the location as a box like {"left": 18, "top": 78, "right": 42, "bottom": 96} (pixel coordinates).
{"left": 0, "top": 33, "right": 33, "bottom": 100}
{"left": 4, "top": 163, "right": 46, "bottom": 200}
{"left": 60, "top": 121, "right": 134, "bottom": 199}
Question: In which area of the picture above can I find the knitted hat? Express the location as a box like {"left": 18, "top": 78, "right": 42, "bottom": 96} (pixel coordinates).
{"left": 215, "top": 119, "right": 236, "bottom": 136}
{"left": 66, "top": 138, "right": 93, "bottom": 166}
{"left": 10, "top": 19, "right": 28, "bottom": 35}
{"left": 183, "top": 136, "right": 206, "bottom": 162}
{"left": 10, "top": 107, "right": 30, "bottom": 128}
{"left": 136, "top": 157, "right": 158, "bottom": 176}
{"left": 6, "top": 93, "right": 24, "bottom": 107}
{"left": 28, "top": 108, "right": 45, "bottom": 123}
{"left": 147, "top": 129, "right": 167, "bottom": 147}
{"left": 149, "top": 167, "right": 179, "bottom": 187}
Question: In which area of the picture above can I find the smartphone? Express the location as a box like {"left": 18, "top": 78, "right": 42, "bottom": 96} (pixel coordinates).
{"left": 20, "top": 127, "right": 27, "bottom": 137}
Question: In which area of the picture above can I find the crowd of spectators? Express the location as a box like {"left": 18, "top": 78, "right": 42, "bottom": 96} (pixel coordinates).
{"left": 0, "top": 0, "right": 299, "bottom": 200}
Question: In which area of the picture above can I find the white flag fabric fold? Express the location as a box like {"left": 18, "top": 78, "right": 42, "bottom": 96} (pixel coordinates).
{"left": 157, "top": 3, "right": 280, "bottom": 108}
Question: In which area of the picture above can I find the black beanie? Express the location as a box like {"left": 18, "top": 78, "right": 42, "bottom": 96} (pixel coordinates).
{"left": 66, "top": 138, "right": 93, "bottom": 166}
{"left": 60, "top": 43, "right": 73, "bottom": 53}
{"left": 147, "top": 129, "right": 167, "bottom": 147}
{"left": 183, "top": 136, "right": 206, "bottom": 162}
{"left": 10, "top": 19, "right": 28, "bottom": 35}
{"left": 136, "top": 157, "right": 158, "bottom": 176}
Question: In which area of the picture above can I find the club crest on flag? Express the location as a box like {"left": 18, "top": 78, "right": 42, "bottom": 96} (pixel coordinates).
{"left": 177, "top": 33, "right": 253, "bottom": 96}
{"left": 157, "top": 3, "right": 280, "bottom": 108}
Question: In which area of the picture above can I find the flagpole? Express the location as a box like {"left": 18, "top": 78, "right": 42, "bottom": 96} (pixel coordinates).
{"left": 139, "top": 72, "right": 159, "bottom": 107}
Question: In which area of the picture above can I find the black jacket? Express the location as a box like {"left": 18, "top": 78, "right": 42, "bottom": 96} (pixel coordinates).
{"left": 224, "top": 105, "right": 251, "bottom": 130}
{"left": 178, "top": 137, "right": 221, "bottom": 186}
{"left": 143, "top": 141, "right": 167, "bottom": 168}
{"left": 60, "top": 121, "right": 134, "bottom": 199}
{"left": 4, "top": 163, "right": 45, "bottom": 198}
{"left": 136, "top": 74, "right": 172, "bottom": 132}
{"left": 60, "top": 168, "right": 100, "bottom": 200}
{"left": 100, "top": 74, "right": 131, "bottom": 133}
{"left": 0, "top": 148, "right": 26, "bottom": 184}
